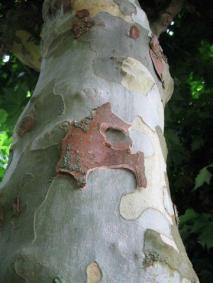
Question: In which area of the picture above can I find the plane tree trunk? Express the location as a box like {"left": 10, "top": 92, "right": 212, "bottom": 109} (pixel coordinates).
{"left": 0, "top": 0, "right": 199, "bottom": 282}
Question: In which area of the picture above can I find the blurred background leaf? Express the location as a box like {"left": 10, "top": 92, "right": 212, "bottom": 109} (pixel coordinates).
{"left": 193, "top": 164, "right": 213, "bottom": 191}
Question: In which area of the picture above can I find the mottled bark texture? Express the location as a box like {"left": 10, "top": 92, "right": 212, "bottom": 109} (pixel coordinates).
{"left": 0, "top": 0, "right": 199, "bottom": 282}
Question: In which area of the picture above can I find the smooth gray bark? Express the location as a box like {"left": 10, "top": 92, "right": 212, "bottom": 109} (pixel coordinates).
{"left": 0, "top": 1, "right": 199, "bottom": 282}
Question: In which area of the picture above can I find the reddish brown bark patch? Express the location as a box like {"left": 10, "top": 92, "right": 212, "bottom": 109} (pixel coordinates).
{"left": 129, "top": 25, "right": 140, "bottom": 39}
{"left": 57, "top": 103, "right": 147, "bottom": 188}
{"left": 149, "top": 35, "right": 167, "bottom": 85}
{"left": 76, "top": 9, "right": 90, "bottom": 19}
{"left": 72, "top": 10, "right": 94, "bottom": 39}
{"left": 17, "top": 113, "right": 36, "bottom": 137}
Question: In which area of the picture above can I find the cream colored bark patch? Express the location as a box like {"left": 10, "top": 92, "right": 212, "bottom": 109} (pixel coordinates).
{"left": 86, "top": 262, "right": 102, "bottom": 283}
{"left": 160, "top": 234, "right": 179, "bottom": 252}
{"left": 156, "top": 126, "right": 168, "bottom": 161}
{"left": 73, "top": 0, "right": 131, "bottom": 22}
{"left": 162, "top": 63, "right": 174, "bottom": 106}
{"left": 121, "top": 57, "right": 155, "bottom": 96}
{"left": 182, "top": 279, "right": 191, "bottom": 283}
{"left": 129, "top": 120, "right": 154, "bottom": 157}
{"left": 163, "top": 186, "right": 174, "bottom": 216}
{"left": 120, "top": 117, "right": 174, "bottom": 222}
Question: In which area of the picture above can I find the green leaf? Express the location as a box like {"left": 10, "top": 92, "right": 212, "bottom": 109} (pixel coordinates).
{"left": 0, "top": 167, "right": 5, "bottom": 179}
{"left": 198, "top": 224, "right": 213, "bottom": 249}
{"left": 0, "top": 131, "right": 12, "bottom": 180}
{"left": 180, "top": 209, "right": 213, "bottom": 250}
{"left": 193, "top": 164, "right": 213, "bottom": 190}
{"left": 179, "top": 209, "right": 198, "bottom": 225}
{"left": 187, "top": 73, "right": 205, "bottom": 99}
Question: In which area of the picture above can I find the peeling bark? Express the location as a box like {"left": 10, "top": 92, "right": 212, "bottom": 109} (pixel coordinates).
{"left": 0, "top": 0, "right": 199, "bottom": 282}
{"left": 129, "top": 25, "right": 140, "bottom": 39}
{"left": 57, "top": 103, "right": 147, "bottom": 188}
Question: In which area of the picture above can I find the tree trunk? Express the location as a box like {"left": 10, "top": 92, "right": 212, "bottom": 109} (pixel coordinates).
{"left": 0, "top": 0, "right": 199, "bottom": 282}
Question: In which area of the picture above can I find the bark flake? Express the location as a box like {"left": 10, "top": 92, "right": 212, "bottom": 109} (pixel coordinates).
{"left": 72, "top": 10, "right": 94, "bottom": 39}
{"left": 17, "top": 112, "right": 36, "bottom": 137}
{"left": 129, "top": 25, "right": 140, "bottom": 39}
{"left": 76, "top": 9, "right": 90, "bottom": 18}
{"left": 57, "top": 103, "right": 147, "bottom": 188}
{"left": 149, "top": 35, "right": 167, "bottom": 85}
{"left": 86, "top": 261, "right": 102, "bottom": 283}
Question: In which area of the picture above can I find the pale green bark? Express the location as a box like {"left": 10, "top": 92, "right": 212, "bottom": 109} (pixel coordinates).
{"left": 0, "top": 1, "right": 199, "bottom": 282}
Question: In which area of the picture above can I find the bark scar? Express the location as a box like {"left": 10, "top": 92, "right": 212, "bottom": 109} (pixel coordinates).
{"left": 72, "top": 9, "right": 94, "bottom": 39}
{"left": 57, "top": 103, "right": 147, "bottom": 188}
{"left": 149, "top": 35, "right": 167, "bottom": 86}
{"left": 17, "top": 112, "right": 36, "bottom": 137}
{"left": 129, "top": 25, "right": 140, "bottom": 39}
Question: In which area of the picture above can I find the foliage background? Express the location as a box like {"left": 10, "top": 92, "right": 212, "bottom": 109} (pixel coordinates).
{"left": 0, "top": 1, "right": 212, "bottom": 282}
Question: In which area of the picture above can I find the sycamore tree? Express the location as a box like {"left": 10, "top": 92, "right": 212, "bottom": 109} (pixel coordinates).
{"left": 0, "top": 0, "right": 201, "bottom": 282}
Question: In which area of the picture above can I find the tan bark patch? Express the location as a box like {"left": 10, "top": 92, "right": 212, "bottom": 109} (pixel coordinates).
{"left": 120, "top": 118, "right": 173, "bottom": 222}
{"left": 121, "top": 57, "right": 155, "bottom": 96}
{"left": 155, "top": 126, "right": 168, "bottom": 161}
{"left": 72, "top": 0, "right": 132, "bottom": 22}
{"left": 86, "top": 262, "right": 102, "bottom": 283}
{"left": 182, "top": 278, "right": 192, "bottom": 283}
